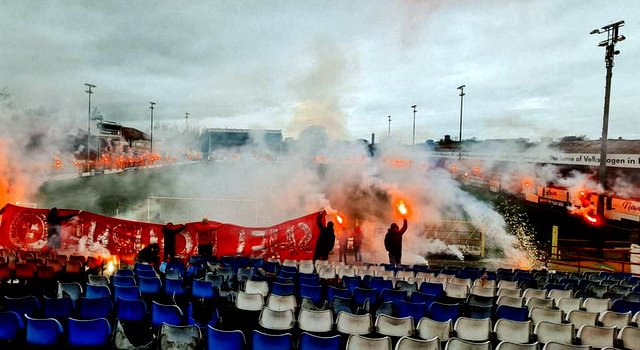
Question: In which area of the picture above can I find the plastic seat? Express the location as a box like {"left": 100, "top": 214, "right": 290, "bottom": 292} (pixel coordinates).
{"left": 86, "top": 284, "right": 112, "bottom": 299}
{"left": 397, "top": 300, "right": 427, "bottom": 323}
{"left": 598, "top": 310, "right": 631, "bottom": 329}
{"left": 336, "top": 311, "right": 373, "bottom": 335}
{"left": 381, "top": 289, "right": 408, "bottom": 305}
{"left": 236, "top": 291, "right": 264, "bottom": 311}
{"left": 617, "top": 325, "right": 640, "bottom": 350}
{"left": 556, "top": 297, "right": 583, "bottom": 315}
{"left": 494, "top": 319, "right": 532, "bottom": 344}
{"left": 43, "top": 296, "right": 74, "bottom": 321}
{"left": 164, "top": 277, "right": 188, "bottom": 297}
{"left": 88, "top": 274, "right": 110, "bottom": 286}
{"left": 207, "top": 326, "right": 245, "bottom": 350}
{"left": 495, "top": 305, "right": 528, "bottom": 322}
{"left": 113, "top": 275, "right": 137, "bottom": 287}
{"left": 299, "top": 284, "right": 323, "bottom": 306}
{"left": 548, "top": 289, "right": 573, "bottom": 303}
{"left": 331, "top": 296, "right": 354, "bottom": 316}
{"left": 138, "top": 276, "right": 163, "bottom": 296}
{"left": 58, "top": 281, "right": 83, "bottom": 301}
{"left": 582, "top": 298, "right": 609, "bottom": 313}
{"left": 470, "top": 286, "right": 496, "bottom": 298}
{"left": 445, "top": 283, "right": 469, "bottom": 300}
{"left": 566, "top": 310, "right": 597, "bottom": 330}
{"left": 117, "top": 298, "right": 148, "bottom": 322}
{"left": 454, "top": 317, "right": 491, "bottom": 342}
{"left": 496, "top": 341, "right": 540, "bottom": 350}
{"left": 375, "top": 314, "right": 414, "bottom": 338}
{"left": 428, "top": 302, "right": 460, "bottom": 322}
{"left": 298, "top": 332, "right": 341, "bottom": 350}
{"left": 152, "top": 301, "right": 184, "bottom": 328}
{"left": 298, "top": 308, "right": 333, "bottom": 334}
{"left": 523, "top": 288, "right": 547, "bottom": 300}
{"left": 576, "top": 325, "right": 615, "bottom": 349}
{"left": 4, "top": 295, "right": 41, "bottom": 318}
{"left": 115, "top": 268, "right": 135, "bottom": 277}
{"left": 192, "top": 279, "right": 216, "bottom": 300}
{"left": 78, "top": 296, "right": 113, "bottom": 319}
{"left": 444, "top": 337, "right": 491, "bottom": 350}
{"left": 497, "top": 295, "right": 525, "bottom": 308}
{"left": 258, "top": 306, "right": 295, "bottom": 331}
{"left": 530, "top": 307, "right": 564, "bottom": 325}
{"left": 158, "top": 323, "right": 202, "bottom": 350}
{"left": 267, "top": 294, "right": 297, "bottom": 312}
{"left": 137, "top": 268, "right": 159, "bottom": 279}
{"left": 245, "top": 280, "right": 270, "bottom": 297}
{"left": 541, "top": 342, "right": 590, "bottom": 350}
{"left": 416, "top": 317, "right": 452, "bottom": 342}
{"left": 527, "top": 297, "right": 555, "bottom": 310}
{"left": 272, "top": 282, "right": 296, "bottom": 296}
{"left": 68, "top": 317, "right": 112, "bottom": 347}
{"left": 498, "top": 288, "right": 522, "bottom": 298}
{"left": 25, "top": 315, "right": 64, "bottom": 347}
{"left": 353, "top": 287, "right": 379, "bottom": 309}
{"left": 410, "top": 291, "right": 438, "bottom": 306}
{"left": 252, "top": 329, "right": 293, "bottom": 350}
{"left": 346, "top": 334, "right": 392, "bottom": 350}
{"left": 419, "top": 282, "right": 445, "bottom": 297}
{"left": 498, "top": 280, "right": 519, "bottom": 290}
{"left": 611, "top": 299, "right": 640, "bottom": 314}
{"left": 327, "top": 285, "right": 351, "bottom": 304}
{"left": 114, "top": 285, "right": 142, "bottom": 301}
{"left": 0, "top": 311, "right": 23, "bottom": 343}
{"left": 534, "top": 321, "right": 574, "bottom": 345}
{"left": 395, "top": 336, "right": 441, "bottom": 350}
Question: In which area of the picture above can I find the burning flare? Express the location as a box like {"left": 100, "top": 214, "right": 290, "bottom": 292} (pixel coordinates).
{"left": 396, "top": 200, "right": 408, "bottom": 216}
{"left": 335, "top": 213, "right": 344, "bottom": 225}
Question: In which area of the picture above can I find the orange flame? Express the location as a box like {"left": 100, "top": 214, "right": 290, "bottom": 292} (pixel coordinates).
{"left": 335, "top": 213, "right": 344, "bottom": 225}
{"left": 583, "top": 212, "right": 598, "bottom": 225}
{"left": 396, "top": 200, "right": 408, "bottom": 216}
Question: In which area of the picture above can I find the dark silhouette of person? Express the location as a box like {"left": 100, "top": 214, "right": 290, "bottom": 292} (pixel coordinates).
{"left": 384, "top": 218, "right": 408, "bottom": 267}
{"left": 46, "top": 207, "right": 81, "bottom": 250}
{"left": 352, "top": 222, "right": 363, "bottom": 262}
{"left": 338, "top": 227, "right": 349, "bottom": 264}
{"left": 162, "top": 222, "right": 185, "bottom": 262}
{"left": 136, "top": 243, "right": 160, "bottom": 267}
{"left": 314, "top": 211, "right": 335, "bottom": 262}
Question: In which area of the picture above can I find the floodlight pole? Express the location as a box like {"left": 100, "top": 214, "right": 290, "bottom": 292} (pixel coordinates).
{"left": 149, "top": 102, "right": 156, "bottom": 154}
{"left": 387, "top": 115, "right": 391, "bottom": 136}
{"left": 411, "top": 105, "right": 417, "bottom": 145}
{"left": 84, "top": 83, "right": 96, "bottom": 171}
{"left": 185, "top": 112, "right": 190, "bottom": 129}
{"left": 590, "top": 20, "right": 625, "bottom": 214}
{"left": 457, "top": 85, "right": 466, "bottom": 160}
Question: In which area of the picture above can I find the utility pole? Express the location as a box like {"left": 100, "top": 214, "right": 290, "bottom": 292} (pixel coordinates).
{"left": 387, "top": 115, "right": 391, "bottom": 136}
{"left": 84, "top": 83, "right": 96, "bottom": 172}
{"left": 149, "top": 102, "right": 156, "bottom": 154}
{"left": 185, "top": 112, "right": 190, "bottom": 130}
{"left": 457, "top": 85, "right": 466, "bottom": 160}
{"left": 590, "top": 20, "right": 625, "bottom": 215}
{"left": 411, "top": 105, "right": 417, "bottom": 145}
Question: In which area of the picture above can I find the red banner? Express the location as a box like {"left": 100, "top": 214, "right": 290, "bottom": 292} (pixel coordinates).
{"left": 0, "top": 204, "right": 321, "bottom": 262}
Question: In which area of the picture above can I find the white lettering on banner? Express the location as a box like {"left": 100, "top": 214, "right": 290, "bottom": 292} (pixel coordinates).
{"left": 538, "top": 187, "right": 568, "bottom": 201}
{"left": 612, "top": 198, "right": 640, "bottom": 215}
{"left": 428, "top": 151, "right": 640, "bottom": 169}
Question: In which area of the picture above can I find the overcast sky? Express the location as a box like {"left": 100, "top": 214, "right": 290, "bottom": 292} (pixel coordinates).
{"left": 1, "top": 1, "right": 639, "bottom": 143}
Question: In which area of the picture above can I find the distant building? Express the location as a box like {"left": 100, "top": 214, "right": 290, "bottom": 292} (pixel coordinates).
{"left": 200, "top": 128, "right": 283, "bottom": 156}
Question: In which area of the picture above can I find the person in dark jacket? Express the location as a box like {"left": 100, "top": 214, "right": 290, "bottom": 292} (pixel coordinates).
{"left": 46, "top": 207, "right": 82, "bottom": 250}
{"left": 136, "top": 243, "right": 160, "bottom": 267}
{"left": 384, "top": 218, "right": 408, "bottom": 267}
{"left": 162, "top": 222, "right": 185, "bottom": 262}
{"left": 314, "top": 211, "right": 335, "bottom": 262}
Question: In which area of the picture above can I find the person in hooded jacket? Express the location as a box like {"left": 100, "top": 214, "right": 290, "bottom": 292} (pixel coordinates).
{"left": 384, "top": 218, "right": 408, "bottom": 267}
{"left": 314, "top": 211, "right": 335, "bottom": 262}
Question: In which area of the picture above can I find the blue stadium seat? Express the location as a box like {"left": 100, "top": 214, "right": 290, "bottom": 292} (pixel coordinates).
{"left": 353, "top": 287, "right": 378, "bottom": 309}
{"left": 114, "top": 285, "right": 142, "bottom": 301}
{"left": 164, "top": 277, "right": 188, "bottom": 297}
{"left": 113, "top": 275, "right": 137, "bottom": 287}
{"left": 410, "top": 291, "right": 438, "bottom": 307}
{"left": 192, "top": 279, "right": 216, "bottom": 300}
{"left": 151, "top": 301, "right": 184, "bottom": 328}
{"left": 495, "top": 305, "right": 528, "bottom": 322}
{"left": 427, "top": 302, "right": 461, "bottom": 322}
{"left": 116, "top": 298, "right": 148, "bottom": 322}
{"left": 298, "top": 275, "right": 321, "bottom": 287}
{"left": 369, "top": 279, "right": 394, "bottom": 295}
{"left": 298, "top": 332, "right": 341, "bottom": 350}
{"left": 397, "top": 300, "right": 428, "bottom": 323}
{"left": 611, "top": 299, "right": 640, "bottom": 314}
{"left": 4, "top": 295, "right": 41, "bottom": 319}
{"left": 419, "top": 282, "right": 445, "bottom": 298}
{"left": 138, "top": 276, "right": 163, "bottom": 297}
{"left": 25, "top": 315, "right": 64, "bottom": 347}
{"left": 136, "top": 269, "right": 158, "bottom": 279}
{"left": 68, "top": 317, "right": 112, "bottom": 347}
{"left": 299, "top": 284, "right": 324, "bottom": 306}
{"left": 0, "top": 311, "right": 23, "bottom": 343}
{"left": 343, "top": 276, "right": 363, "bottom": 293}
{"left": 86, "top": 284, "right": 112, "bottom": 299}
{"left": 78, "top": 296, "right": 113, "bottom": 319}
{"left": 381, "top": 289, "right": 408, "bottom": 305}
{"left": 327, "top": 285, "right": 351, "bottom": 304}
{"left": 43, "top": 296, "right": 74, "bottom": 322}
{"left": 115, "top": 268, "right": 135, "bottom": 277}
{"left": 207, "top": 325, "right": 245, "bottom": 350}
{"left": 252, "top": 329, "right": 293, "bottom": 350}
{"left": 135, "top": 262, "right": 155, "bottom": 272}
{"left": 272, "top": 282, "right": 296, "bottom": 296}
